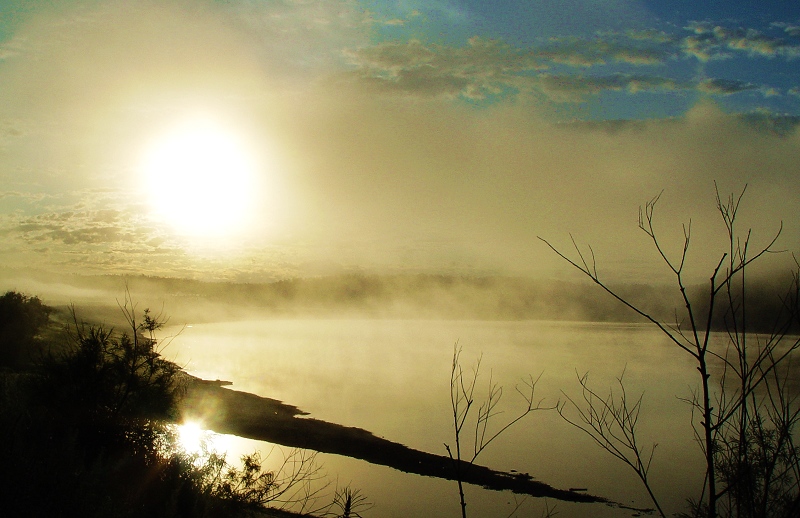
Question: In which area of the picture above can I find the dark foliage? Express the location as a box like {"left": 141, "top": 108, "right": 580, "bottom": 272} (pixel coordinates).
{"left": 0, "top": 290, "right": 51, "bottom": 368}
{"left": 39, "top": 308, "right": 182, "bottom": 457}
{"left": 0, "top": 296, "right": 316, "bottom": 518}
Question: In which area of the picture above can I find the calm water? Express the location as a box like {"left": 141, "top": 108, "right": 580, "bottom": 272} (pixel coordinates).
{"left": 167, "top": 319, "right": 710, "bottom": 517}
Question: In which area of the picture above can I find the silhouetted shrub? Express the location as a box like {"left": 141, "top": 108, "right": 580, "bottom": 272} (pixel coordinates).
{"left": 1, "top": 298, "right": 327, "bottom": 518}
{"left": 0, "top": 291, "right": 51, "bottom": 368}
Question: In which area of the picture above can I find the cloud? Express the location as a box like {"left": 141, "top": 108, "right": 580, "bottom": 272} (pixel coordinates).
{"left": 342, "top": 26, "right": 791, "bottom": 103}
{"left": 539, "top": 33, "right": 675, "bottom": 66}
{"left": 375, "top": 8, "right": 423, "bottom": 27}
{"left": 8, "top": 2, "right": 791, "bottom": 114}
{"left": 343, "top": 37, "right": 545, "bottom": 99}
{"left": 683, "top": 22, "right": 800, "bottom": 61}
{"left": 771, "top": 22, "right": 800, "bottom": 38}
{"left": 342, "top": 33, "right": 683, "bottom": 101}
{"left": 0, "top": 196, "right": 204, "bottom": 276}
{"left": 536, "top": 73, "right": 683, "bottom": 102}
{"left": 10, "top": 208, "right": 135, "bottom": 245}
{"left": 227, "top": 0, "right": 371, "bottom": 73}
{"left": 0, "top": 0, "right": 370, "bottom": 123}
{"left": 0, "top": 191, "right": 46, "bottom": 201}
{"left": 737, "top": 112, "right": 800, "bottom": 136}
{"left": 697, "top": 78, "right": 759, "bottom": 95}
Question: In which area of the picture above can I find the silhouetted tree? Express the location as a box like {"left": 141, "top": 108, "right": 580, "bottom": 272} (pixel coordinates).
{"left": 445, "top": 343, "right": 549, "bottom": 518}
{"left": 544, "top": 185, "right": 800, "bottom": 518}
{"left": 35, "top": 298, "right": 183, "bottom": 464}
{"left": 1, "top": 293, "right": 343, "bottom": 518}
{"left": 0, "top": 290, "right": 51, "bottom": 368}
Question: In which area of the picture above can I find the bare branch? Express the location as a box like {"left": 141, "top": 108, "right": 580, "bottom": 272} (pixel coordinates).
{"left": 559, "top": 369, "right": 665, "bottom": 518}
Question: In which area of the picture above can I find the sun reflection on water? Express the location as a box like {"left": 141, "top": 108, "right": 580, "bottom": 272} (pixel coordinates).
{"left": 174, "top": 421, "right": 231, "bottom": 457}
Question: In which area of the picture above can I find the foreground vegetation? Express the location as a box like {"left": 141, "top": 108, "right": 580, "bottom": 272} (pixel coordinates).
{"left": 0, "top": 291, "right": 362, "bottom": 518}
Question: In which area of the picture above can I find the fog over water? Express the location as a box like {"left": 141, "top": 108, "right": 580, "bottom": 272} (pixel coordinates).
{"left": 168, "top": 317, "right": 705, "bottom": 517}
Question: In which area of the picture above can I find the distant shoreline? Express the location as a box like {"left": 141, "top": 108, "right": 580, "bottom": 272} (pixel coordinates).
{"left": 7, "top": 271, "right": 794, "bottom": 333}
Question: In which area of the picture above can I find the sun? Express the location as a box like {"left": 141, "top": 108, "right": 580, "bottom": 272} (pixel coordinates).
{"left": 141, "top": 119, "right": 259, "bottom": 238}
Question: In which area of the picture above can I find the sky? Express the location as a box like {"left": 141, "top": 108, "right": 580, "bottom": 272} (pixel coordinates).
{"left": 0, "top": 0, "right": 799, "bottom": 285}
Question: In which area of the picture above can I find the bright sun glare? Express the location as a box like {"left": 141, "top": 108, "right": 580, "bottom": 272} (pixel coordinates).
{"left": 176, "top": 420, "right": 230, "bottom": 456}
{"left": 142, "top": 119, "right": 258, "bottom": 238}
{"left": 177, "top": 421, "right": 205, "bottom": 455}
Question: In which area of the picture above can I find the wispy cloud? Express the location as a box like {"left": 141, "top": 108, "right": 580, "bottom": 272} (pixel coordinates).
{"left": 343, "top": 35, "right": 786, "bottom": 102}
{"left": 771, "top": 22, "right": 800, "bottom": 38}
{"left": 0, "top": 191, "right": 47, "bottom": 202}
{"left": 7, "top": 207, "right": 146, "bottom": 246}
{"left": 697, "top": 78, "right": 759, "bottom": 95}
{"left": 683, "top": 22, "right": 800, "bottom": 61}
{"left": 379, "top": 9, "right": 422, "bottom": 27}
{"left": 539, "top": 32, "right": 676, "bottom": 67}
{"left": 0, "top": 194, "right": 200, "bottom": 276}
{"left": 536, "top": 73, "right": 683, "bottom": 102}
{"left": 343, "top": 37, "right": 545, "bottom": 99}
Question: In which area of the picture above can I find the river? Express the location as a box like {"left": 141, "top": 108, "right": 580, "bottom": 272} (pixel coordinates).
{"left": 167, "top": 318, "right": 710, "bottom": 517}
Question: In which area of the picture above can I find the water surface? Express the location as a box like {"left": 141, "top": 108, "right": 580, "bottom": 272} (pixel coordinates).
{"left": 168, "top": 319, "right": 708, "bottom": 517}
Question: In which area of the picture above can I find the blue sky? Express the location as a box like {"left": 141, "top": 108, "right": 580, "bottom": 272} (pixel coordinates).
{"left": 2, "top": 0, "right": 800, "bottom": 120}
{"left": 352, "top": 0, "right": 800, "bottom": 118}
{"left": 0, "top": 0, "right": 799, "bottom": 283}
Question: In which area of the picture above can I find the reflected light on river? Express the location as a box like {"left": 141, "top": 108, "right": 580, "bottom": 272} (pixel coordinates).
{"left": 174, "top": 420, "right": 232, "bottom": 457}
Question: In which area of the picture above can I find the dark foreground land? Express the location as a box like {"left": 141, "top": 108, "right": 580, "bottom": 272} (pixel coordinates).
{"left": 179, "top": 376, "right": 607, "bottom": 506}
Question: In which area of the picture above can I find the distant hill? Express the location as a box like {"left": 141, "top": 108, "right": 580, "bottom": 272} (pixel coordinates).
{"left": 1, "top": 270, "right": 795, "bottom": 331}
{"left": 0, "top": 271, "right": 676, "bottom": 322}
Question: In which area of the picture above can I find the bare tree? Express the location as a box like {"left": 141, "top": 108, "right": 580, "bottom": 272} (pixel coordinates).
{"left": 541, "top": 185, "right": 800, "bottom": 518}
{"left": 444, "top": 342, "right": 551, "bottom": 518}
{"left": 558, "top": 367, "right": 665, "bottom": 517}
